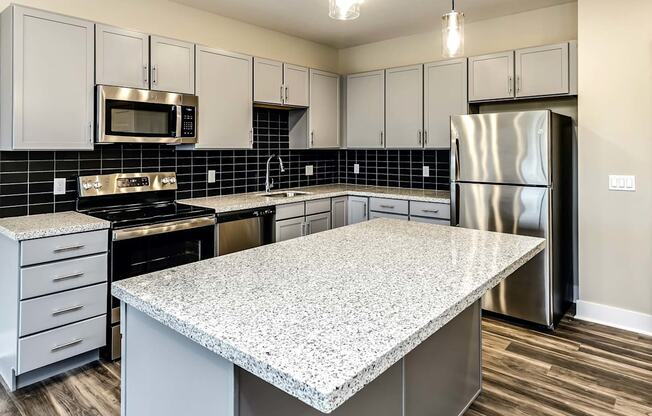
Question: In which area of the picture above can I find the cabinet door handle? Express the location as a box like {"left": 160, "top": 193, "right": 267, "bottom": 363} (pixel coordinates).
{"left": 307, "top": 222, "right": 312, "bottom": 235}
{"left": 53, "top": 272, "right": 84, "bottom": 282}
{"left": 424, "top": 130, "right": 428, "bottom": 145}
{"left": 418, "top": 130, "right": 422, "bottom": 145}
{"left": 52, "top": 305, "right": 84, "bottom": 316}
{"left": 51, "top": 338, "right": 83, "bottom": 352}
{"left": 380, "top": 131, "right": 384, "bottom": 146}
{"left": 310, "top": 131, "right": 314, "bottom": 147}
{"left": 280, "top": 85, "right": 284, "bottom": 102}
{"left": 53, "top": 244, "right": 85, "bottom": 253}
{"left": 152, "top": 65, "right": 157, "bottom": 85}
{"left": 508, "top": 75, "right": 512, "bottom": 94}
{"left": 249, "top": 129, "right": 254, "bottom": 146}
{"left": 422, "top": 209, "right": 439, "bottom": 214}
{"left": 143, "top": 65, "right": 149, "bottom": 84}
{"left": 516, "top": 76, "right": 521, "bottom": 93}
{"left": 285, "top": 86, "right": 289, "bottom": 102}
{"left": 88, "top": 123, "right": 92, "bottom": 143}
{"left": 363, "top": 203, "right": 367, "bottom": 217}
{"left": 380, "top": 204, "right": 395, "bottom": 209}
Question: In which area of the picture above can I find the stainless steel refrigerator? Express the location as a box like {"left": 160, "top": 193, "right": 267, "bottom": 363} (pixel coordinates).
{"left": 450, "top": 110, "right": 575, "bottom": 328}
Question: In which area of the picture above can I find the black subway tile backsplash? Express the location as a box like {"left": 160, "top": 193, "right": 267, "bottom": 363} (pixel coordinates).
{"left": 0, "top": 108, "right": 449, "bottom": 218}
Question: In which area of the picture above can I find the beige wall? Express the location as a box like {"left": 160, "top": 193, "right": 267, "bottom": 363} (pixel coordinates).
{"left": 338, "top": 2, "right": 578, "bottom": 73}
{"left": 577, "top": 0, "right": 652, "bottom": 315}
{"left": 0, "top": 0, "right": 338, "bottom": 72}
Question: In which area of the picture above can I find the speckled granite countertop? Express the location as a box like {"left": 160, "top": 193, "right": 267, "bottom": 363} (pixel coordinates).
{"left": 0, "top": 212, "right": 110, "bottom": 241}
{"left": 180, "top": 184, "right": 450, "bottom": 214}
{"left": 113, "top": 219, "right": 544, "bottom": 413}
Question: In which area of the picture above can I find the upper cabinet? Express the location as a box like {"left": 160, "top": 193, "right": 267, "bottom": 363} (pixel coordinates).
{"left": 193, "top": 47, "right": 253, "bottom": 149}
{"left": 308, "top": 69, "right": 339, "bottom": 148}
{"left": 469, "top": 41, "right": 577, "bottom": 102}
{"left": 385, "top": 64, "right": 424, "bottom": 149}
{"left": 284, "top": 64, "right": 310, "bottom": 107}
{"left": 0, "top": 6, "right": 94, "bottom": 150}
{"left": 150, "top": 36, "right": 195, "bottom": 94}
{"left": 424, "top": 58, "right": 467, "bottom": 149}
{"left": 253, "top": 58, "right": 309, "bottom": 107}
{"left": 96, "top": 25, "right": 149, "bottom": 89}
{"left": 346, "top": 70, "right": 385, "bottom": 149}
{"left": 515, "top": 42, "right": 569, "bottom": 98}
{"left": 468, "top": 51, "right": 515, "bottom": 102}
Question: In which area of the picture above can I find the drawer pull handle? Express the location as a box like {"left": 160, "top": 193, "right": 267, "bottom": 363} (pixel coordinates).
{"left": 422, "top": 209, "right": 440, "bottom": 214}
{"left": 379, "top": 205, "right": 395, "bottom": 209}
{"left": 52, "top": 305, "right": 84, "bottom": 316}
{"left": 53, "top": 272, "right": 84, "bottom": 282}
{"left": 51, "top": 338, "right": 83, "bottom": 352}
{"left": 53, "top": 244, "right": 85, "bottom": 253}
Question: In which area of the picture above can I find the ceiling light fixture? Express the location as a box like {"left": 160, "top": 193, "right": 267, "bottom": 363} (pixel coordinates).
{"left": 442, "top": 0, "right": 464, "bottom": 57}
{"left": 329, "top": 0, "right": 362, "bottom": 21}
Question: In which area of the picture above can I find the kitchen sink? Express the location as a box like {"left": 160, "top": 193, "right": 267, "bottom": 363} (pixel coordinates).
{"left": 259, "top": 191, "right": 311, "bottom": 198}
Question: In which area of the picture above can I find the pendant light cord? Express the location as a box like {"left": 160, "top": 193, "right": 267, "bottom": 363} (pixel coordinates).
{"left": 452, "top": 0, "right": 456, "bottom": 11}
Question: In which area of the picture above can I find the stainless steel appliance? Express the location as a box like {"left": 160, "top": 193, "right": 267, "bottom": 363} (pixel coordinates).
{"left": 451, "top": 110, "right": 575, "bottom": 328}
{"left": 217, "top": 208, "right": 275, "bottom": 256}
{"left": 96, "top": 85, "right": 198, "bottom": 144}
{"left": 77, "top": 172, "right": 215, "bottom": 359}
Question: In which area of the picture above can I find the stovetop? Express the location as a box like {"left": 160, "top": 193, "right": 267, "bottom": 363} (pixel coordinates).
{"left": 81, "top": 201, "right": 215, "bottom": 230}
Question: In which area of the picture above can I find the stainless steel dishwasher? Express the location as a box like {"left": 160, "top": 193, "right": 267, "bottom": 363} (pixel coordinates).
{"left": 216, "top": 208, "right": 276, "bottom": 255}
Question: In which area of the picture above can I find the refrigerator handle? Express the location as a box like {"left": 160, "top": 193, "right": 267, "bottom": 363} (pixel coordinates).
{"left": 451, "top": 135, "right": 460, "bottom": 182}
{"left": 451, "top": 182, "right": 460, "bottom": 227}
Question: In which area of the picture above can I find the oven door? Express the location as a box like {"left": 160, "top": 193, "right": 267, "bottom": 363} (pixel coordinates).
{"left": 107, "top": 216, "right": 216, "bottom": 359}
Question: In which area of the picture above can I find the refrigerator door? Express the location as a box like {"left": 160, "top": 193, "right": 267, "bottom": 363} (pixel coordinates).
{"left": 451, "top": 111, "right": 550, "bottom": 186}
{"left": 452, "top": 182, "right": 552, "bottom": 326}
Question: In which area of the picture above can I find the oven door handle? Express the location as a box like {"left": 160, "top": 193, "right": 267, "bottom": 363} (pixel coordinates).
{"left": 112, "top": 216, "right": 216, "bottom": 241}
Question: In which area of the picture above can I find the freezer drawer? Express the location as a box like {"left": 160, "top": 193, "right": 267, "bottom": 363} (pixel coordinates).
{"left": 453, "top": 182, "right": 553, "bottom": 326}
{"left": 451, "top": 111, "right": 551, "bottom": 186}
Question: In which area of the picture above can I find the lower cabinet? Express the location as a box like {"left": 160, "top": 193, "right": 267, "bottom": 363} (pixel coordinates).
{"left": 275, "top": 217, "right": 305, "bottom": 242}
{"left": 370, "top": 211, "right": 408, "bottom": 221}
{"left": 306, "top": 212, "right": 330, "bottom": 235}
{"left": 348, "top": 196, "right": 369, "bottom": 225}
{"left": 331, "top": 196, "right": 348, "bottom": 228}
{"left": 275, "top": 199, "right": 331, "bottom": 242}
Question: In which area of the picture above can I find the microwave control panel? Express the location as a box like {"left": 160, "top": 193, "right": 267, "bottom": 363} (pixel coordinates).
{"left": 181, "top": 106, "right": 196, "bottom": 138}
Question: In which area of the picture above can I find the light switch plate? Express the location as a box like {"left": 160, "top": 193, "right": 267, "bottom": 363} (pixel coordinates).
{"left": 53, "top": 178, "right": 66, "bottom": 195}
{"left": 354, "top": 163, "right": 360, "bottom": 174}
{"left": 208, "top": 170, "right": 216, "bottom": 183}
{"left": 422, "top": 166, "right": 430, "bottom": 177}
{"left": 608, "top": 175, "right": 636, "bottom": 191}
{"left": 305, "top": 165, "right": 314, "bottom": 176}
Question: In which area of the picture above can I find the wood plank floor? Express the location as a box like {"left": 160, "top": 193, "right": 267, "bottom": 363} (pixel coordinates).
{"left": 1, "top": 316, "right": 650, "bottom": 415}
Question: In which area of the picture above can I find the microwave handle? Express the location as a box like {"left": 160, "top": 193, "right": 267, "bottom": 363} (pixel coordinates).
{"left": 175, "top": 105, "right": 182, "bottom": 138}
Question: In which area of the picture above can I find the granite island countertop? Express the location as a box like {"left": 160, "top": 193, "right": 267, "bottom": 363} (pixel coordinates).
{"left": 0, "top": 211, "right": 110, "bottom": 241}
{"left": 180, "top": 184, "right": 450, "bottom": 213}
{"left": 112, "top": 219, "right": 544, "bottom": 413}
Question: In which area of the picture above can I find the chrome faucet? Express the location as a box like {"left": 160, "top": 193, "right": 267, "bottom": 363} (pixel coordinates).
{"left": 264, "top": 154, "right": 285, "bottom": 193}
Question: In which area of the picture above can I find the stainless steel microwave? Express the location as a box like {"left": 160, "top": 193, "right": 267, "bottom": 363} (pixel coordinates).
{"left": 96, "top": 85, "right": 198, "bottom": 144}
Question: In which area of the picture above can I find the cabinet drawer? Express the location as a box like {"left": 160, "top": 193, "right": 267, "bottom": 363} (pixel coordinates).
{"left": 369, "top": 211, "right": 408, "bottom": 221}
{"left": 410, "top": 216, "right": 450, "bottom": 226}
{"left": 305, "top": 198, "right": 330, "bottom": 215}
{"left": 19, "top": 283, "right": 107, "bottom": 337}
{"left": 20, "top": 230, "right": 108, "bottom": 266}
{"left": 369, "top": 198, "right": 409, "bottom": 215}
{"left": 276, "top": 202, "right": 305, "bottom": 221}
{"left": 20, "top": 253, "right": 108, "bottom": 300}
{"left": 18, "top": 315, "right": 106, "bottom": 375}
{"left": 409, "top": 201, "right": 450, "bottom": 220}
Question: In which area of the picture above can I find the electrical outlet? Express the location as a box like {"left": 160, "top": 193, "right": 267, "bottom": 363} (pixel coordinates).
{"left": 422, "top": 166, "right": 430, "bottom": 177}
{"left": 305, "top": 165, "right": 314, "bottom": 176}
{"left": 354, "top": 163, "right": 360, "bottom": 174}
{"left": 53, "top": 178, "right": 66, "bottom": 195}
{"left": 208, "top": 170, "right": 216, "bottom": 183}
{"left": 608, "top": 175, "right": 635, "bottom": 191}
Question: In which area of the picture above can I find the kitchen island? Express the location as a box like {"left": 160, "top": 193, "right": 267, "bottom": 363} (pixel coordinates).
{"left": 112, "top": 219, "right": 544, "bottom": 416}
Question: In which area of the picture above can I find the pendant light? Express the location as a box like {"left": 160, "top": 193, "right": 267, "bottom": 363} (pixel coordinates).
{"left": 329, "top": 0, "right": 362, "bottom": 21}
{"left": 442, "top": 0, "right": 464, "bottom": 57}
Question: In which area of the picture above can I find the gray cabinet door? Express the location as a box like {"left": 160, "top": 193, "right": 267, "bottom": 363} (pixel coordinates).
{"left": 347, "top": 196, "right": 368, "bottom": 225}
{"left": 515, "top": 43, "right": 569, "bottom": 98}
{"left": 424, "top": 58, "right": 467, "bottom": 149}
{"left": 331, "top": 196, "right": 348, "bottom": 228}
{"left": 196, "top": 47, "right": 253, "bottom": 149}
{"left": 95, "top": 24, "right": 149, "bottom": 89}
{"left": 150, "top": 36, "right": 195, "bottom": 94}
{"left": 346, "top": 71, "right": 385, "bottom": 148}
{"left": 305, "top": 212, "right": 330, "bottom": 235}
{"left": 468, "top": 51, "right": 514, "bottom": 102}
{"left": 385, "top": 64, "right": 424, "bottom": 149}
{"left": 275, "top": 217, "right": 304, "bottom": 242}
{"left": 410, "top": 216, "right": 449, "bottom": 226}
{"left": 11, "top": 6, "right": 94, "bottom": 150}
{"left": 254, "top": 57, "right": 283, "bottom": 105}
{"left": 369, "top": 211, "right": 408, "bottom": 221}
{"left": 283, "top": 63, "right": 309, "bottom": 107}
{"left": 309, "top": 69, "right": 340, "bottom": 148}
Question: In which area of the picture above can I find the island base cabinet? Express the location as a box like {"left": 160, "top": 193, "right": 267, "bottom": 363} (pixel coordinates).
{"left": 120, "top": 301, "right": 481, "bottom": 416}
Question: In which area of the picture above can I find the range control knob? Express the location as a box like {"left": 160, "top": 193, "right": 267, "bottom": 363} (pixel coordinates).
{"left": 161, "top": 177, "right": 170, "bottom": 184}
{"left": 169, "top": 177, "right": 177, "bottom": 184}
{"left": 93, "top": 181, "right": 103, "bottom": 189}
{"left": 82, "top": 182, "right": 93, "bottom": 190}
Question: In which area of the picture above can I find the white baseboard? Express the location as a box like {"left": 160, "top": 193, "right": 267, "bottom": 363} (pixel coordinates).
{"left": 575, "top": 300, "right": 652, "bottom": 336}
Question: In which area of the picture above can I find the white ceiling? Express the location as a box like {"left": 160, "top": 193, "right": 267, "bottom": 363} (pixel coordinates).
{"left": 171, "top": 0, "right": 575, "bottom": 48}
